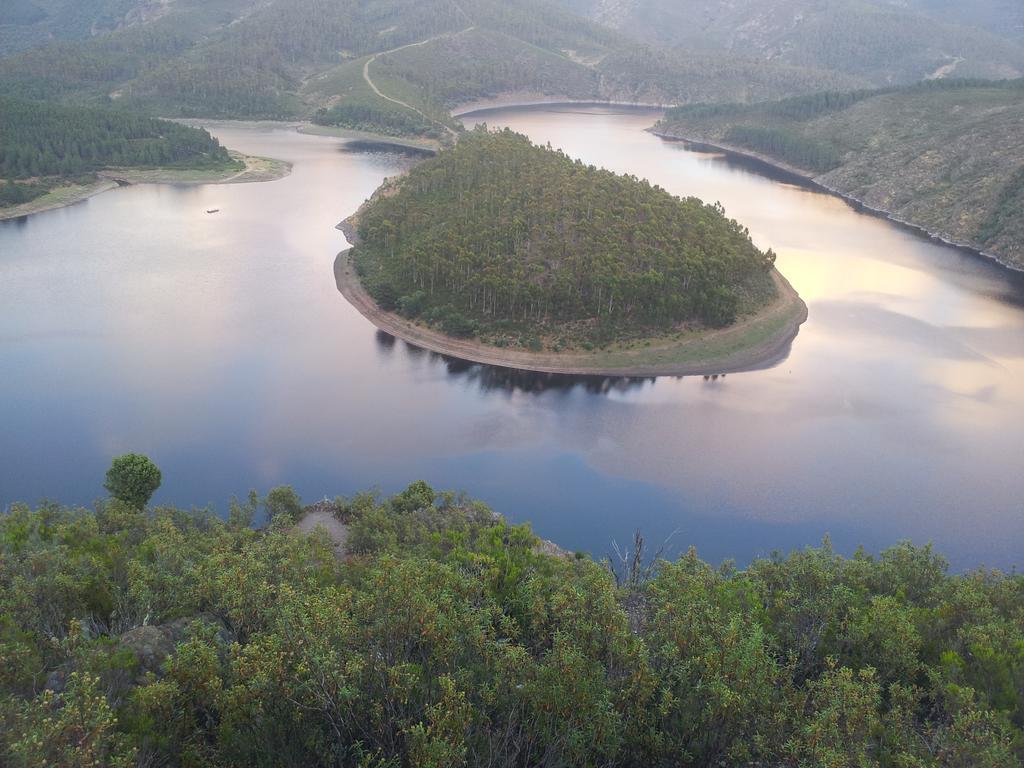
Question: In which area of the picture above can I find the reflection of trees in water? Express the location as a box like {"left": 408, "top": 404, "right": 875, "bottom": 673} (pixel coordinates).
{"left": 339, "top": 141, "right": 434, "bottom": 160}
{"left": 374, "top": 331, "right": 659, "bottom": 395}
{"left": 375, "top": 330, "right": 396, "bottom": 351}
{"left": 664, "top": 136, "right": 813, "bottom": 189}
{"left": 441, "top": 358, "right": 657, "bottom": 395}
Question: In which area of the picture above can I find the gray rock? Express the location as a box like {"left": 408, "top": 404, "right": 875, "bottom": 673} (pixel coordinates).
{"left": 119, "top": 624, "right": 176, "bottom": 681}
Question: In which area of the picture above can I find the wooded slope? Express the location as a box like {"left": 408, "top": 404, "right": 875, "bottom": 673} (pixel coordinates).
{"left": 353, "top": 128, "right": 778, "bottom": 347}
{"left": 0, "top": 0, "right": 868, "bottom": 135}
{"left": 0, "top": 96, "right": 233, "bottom": 179}
{"left": 656, "top": 79, "right": 1024, "bottom": 269}
{"left": 559, "top": 0, "right": 1024, "bottom": 84}
{"left": 0, "top": 96, "right": 237, "bottom": 209}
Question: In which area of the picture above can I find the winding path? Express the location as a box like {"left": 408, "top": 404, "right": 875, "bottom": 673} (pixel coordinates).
{"left": 362, "top": 28, "right": 475, "bottom": 137}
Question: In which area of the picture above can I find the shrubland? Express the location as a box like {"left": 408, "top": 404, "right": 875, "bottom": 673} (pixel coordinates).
{"left": 1, "top": 476, "right": 1022, "bottom": 766}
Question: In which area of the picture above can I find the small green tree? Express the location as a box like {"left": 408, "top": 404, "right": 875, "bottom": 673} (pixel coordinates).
{"left": 264, "top": 486, "right": 303, "bottom": 524}
{"left": 392, "top": 481, "right": 435, "bottom": 514}
{"left": 103, "top": 454, "right": 162, "bottom": 509}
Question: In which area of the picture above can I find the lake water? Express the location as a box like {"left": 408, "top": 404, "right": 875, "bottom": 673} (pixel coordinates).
{"left": 2, "top": 106, "right": 1023, "bottom": 570}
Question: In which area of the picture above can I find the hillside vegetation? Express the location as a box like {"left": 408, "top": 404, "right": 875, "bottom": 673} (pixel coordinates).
{"left": 352, "top": 128, "right": 778, "bottom": 349}
{"left": 655, "top": 79, "right": 1024, "bottom": 269}
{"left": 594, "top": 46, "right": 865, "bottom": 105}
{"left": 0, "top": 0, "right": 226, "bottom": 55}
{"left": 0, "top": 96, "right": 233, "bottom": 178}
{"left": 0, "top": 96, "right": 238, "bottom": 209}
{"left": 896, "top": 0, "right": 1024, "bottom": 43}
{"left": 0, "top": 0, "right": 871, "bottom": 137}
{"left": 1, "top": 482, "right": 1023, "bottom": 766}
{"left": 559, "top": 0, "right": 1024, "bottom": 84}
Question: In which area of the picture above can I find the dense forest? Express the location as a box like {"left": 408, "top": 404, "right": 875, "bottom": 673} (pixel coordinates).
{"left": 0, "top": 96, "right": 236, "bottom": 180}
{"left": 0, "top": 180, "right": 48, "bottom": 207}
{"left": 0, "top": 0, "right": 140, "bottom": 54}
{"left": 720, "top": 126, "right": 843, "bottom": 173}
{"left": 0, "top": 0, "right": 247, "bottom": 55}
{"left": 3, "top": 0, "right": 1023, "bottom": 140}
{"left": 1, "top": 478, "right": 1022, "bottom": 766}
{"left": 656, "top": 79, "right": 1024, "bottom": 268}
{"left": 352, "top": 128, "right": 777, "bottom": 348}
{"left": 314, "top": 100, "right": 441, "bottom": 139}
{"left": 0, "top": 0, "right": 879, "bottom": 137}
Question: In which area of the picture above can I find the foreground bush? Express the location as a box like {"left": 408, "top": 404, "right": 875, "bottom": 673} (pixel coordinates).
{"left": 0, "top": 483, "right": 1021, "bottom": 767}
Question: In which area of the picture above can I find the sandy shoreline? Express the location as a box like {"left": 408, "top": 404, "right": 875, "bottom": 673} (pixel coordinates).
{"left": 452, "top": 96, "right": 668, "bottom": 117}
{"left": 334, "top": 240, "right": 807, "bottom": 377}
{"left": 0, "top": 179, "right": 121, "bottom": 222}
{"left": 650, "top": 129, "right": 1022, "bottom": 274}
{"left": 98, "top": 152, "right": 292, "bottom": 186}
{"left": 1, "top": 152, "right": 291, "bottom": 222}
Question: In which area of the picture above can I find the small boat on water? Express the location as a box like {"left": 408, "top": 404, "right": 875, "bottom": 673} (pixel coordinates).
{"left": 206, "top": 208, "right": 220, "bottom": 214}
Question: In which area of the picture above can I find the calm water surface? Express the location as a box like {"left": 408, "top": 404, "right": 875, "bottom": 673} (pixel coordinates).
{"left": 2, "top": 107, "right": 1023, "bottom": 570}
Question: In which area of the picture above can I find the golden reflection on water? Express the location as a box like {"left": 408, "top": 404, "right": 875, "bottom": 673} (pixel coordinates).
{"left": 471, "top": 106, "right": 1024, "bottom": 542}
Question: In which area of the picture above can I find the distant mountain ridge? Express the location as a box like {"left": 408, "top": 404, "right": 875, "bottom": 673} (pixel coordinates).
{"left": 0, "top": 0, "right": 865, "bottom": 134}
{"left": 558, "top": 0, "right": 1024, "bottom": 84}
{"left": 892, "top": 0, "right": 1024, "bottom": 43}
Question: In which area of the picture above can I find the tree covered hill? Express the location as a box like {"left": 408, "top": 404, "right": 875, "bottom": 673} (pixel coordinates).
{"left": 1, "top": 481, "right": 1022, "bottom": 766}
{"left": 655, "top": 78, "right": 1024, "bottom": 270}
{"left": 0, "top": 96, "right": 233, "bottom": 179}
{"left": 351, "top": 128, "right": 778, "bottom": 348}
{"left": 0, "top": 0, "right": 869, "bottom": 135}
{"left": 558, "top": 0, "right": 1024, "bottom": 84}
{"left": 0, "top": 96, "right": 238, "bottom": 209}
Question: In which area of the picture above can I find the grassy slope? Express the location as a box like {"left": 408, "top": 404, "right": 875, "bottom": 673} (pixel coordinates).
{"left": 655, "top": 80, "right": 1024, "bottom": 269}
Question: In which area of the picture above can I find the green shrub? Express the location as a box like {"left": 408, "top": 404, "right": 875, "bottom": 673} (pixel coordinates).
{"left": 264, "top": 486, "right": 302, "bottom": 524}
{"left": 103, "top": 454, "right": 161, "bottom": 509}
{"left": 398, "top": 290, "right": 428, "bottom": 318}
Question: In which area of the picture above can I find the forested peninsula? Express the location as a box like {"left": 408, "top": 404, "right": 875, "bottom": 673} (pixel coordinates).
{"left": 339, "top": 128, "right": 806, "bottom": 375}
{"left": 1, "top": 478, "right": 1022, "bottom": 767}
{"left": 653, "top": 79, "right": 1024, "bottom": 270}
{"left": 0, "top": 97, "right": 288, "bottom": 218}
